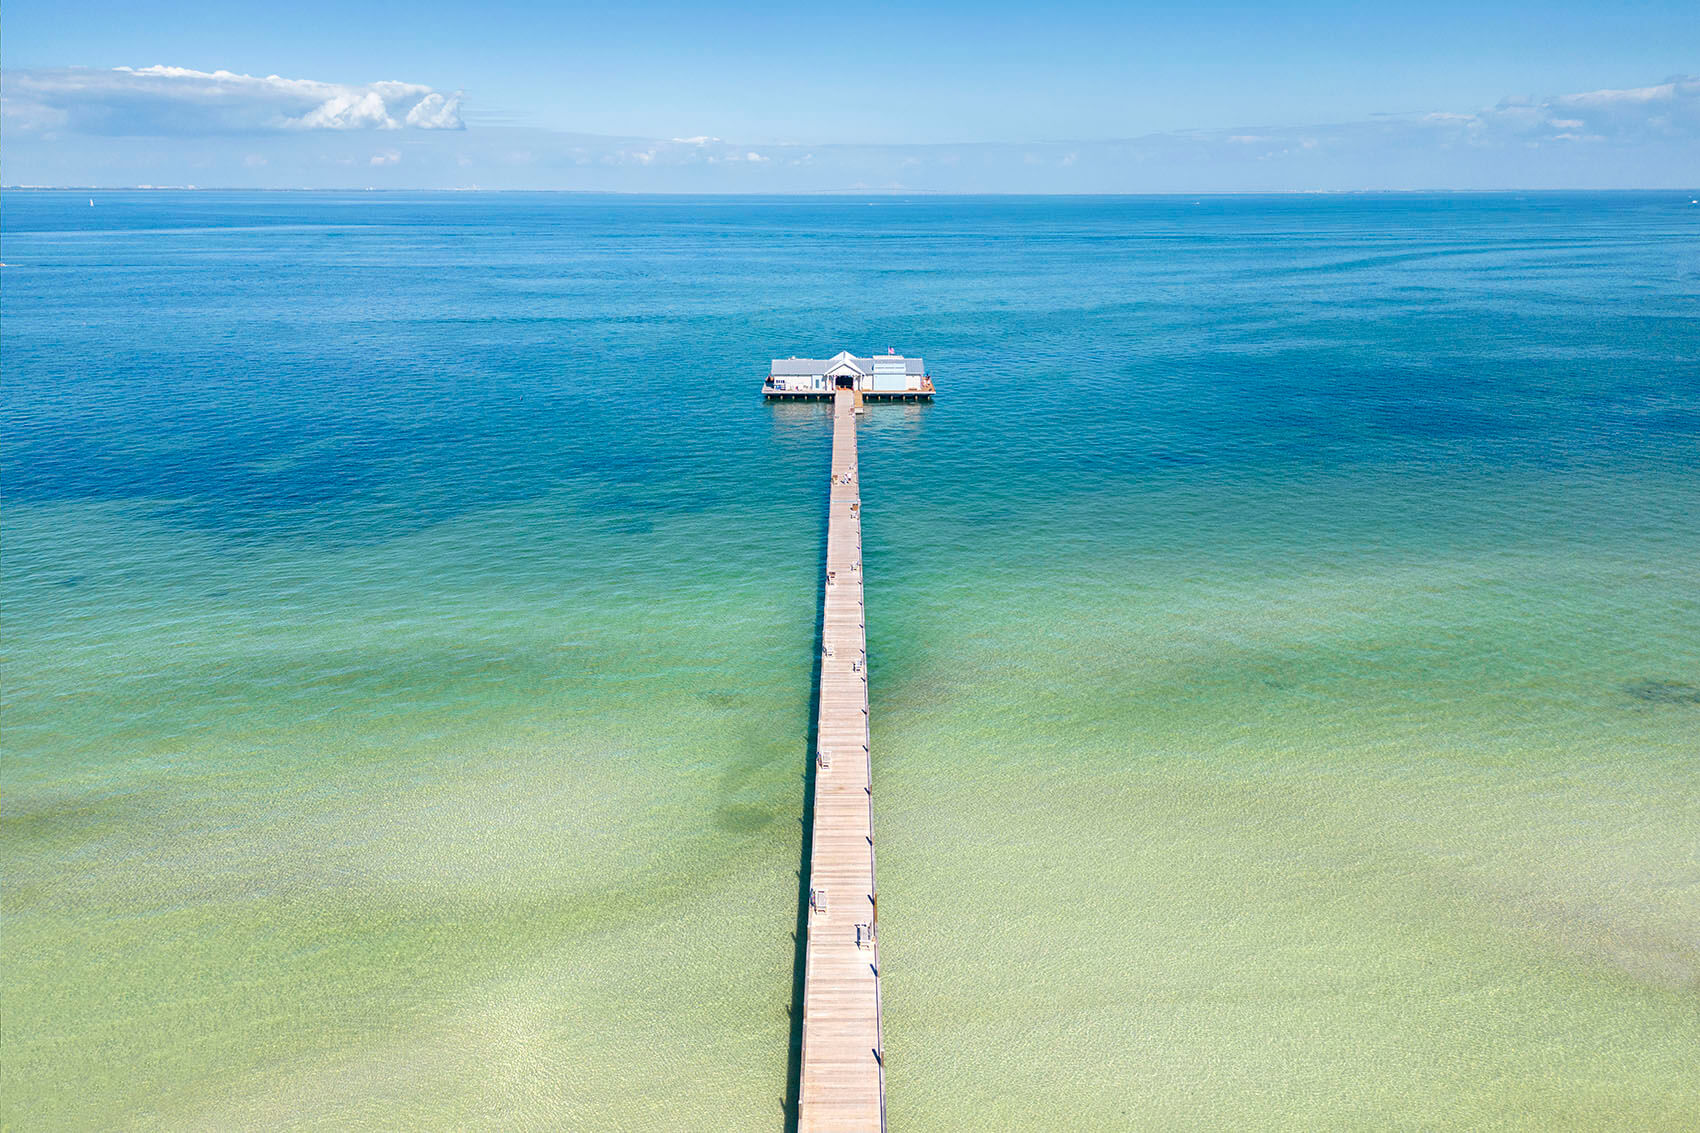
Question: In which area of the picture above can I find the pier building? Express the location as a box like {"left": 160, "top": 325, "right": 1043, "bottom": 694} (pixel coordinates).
{"left": 765, "top": 349, "right": 934, "bottom": 400}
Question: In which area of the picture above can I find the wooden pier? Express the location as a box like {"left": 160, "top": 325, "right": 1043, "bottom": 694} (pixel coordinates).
{"left": 798, "top": 389, "right": 886, "bottom": 1132}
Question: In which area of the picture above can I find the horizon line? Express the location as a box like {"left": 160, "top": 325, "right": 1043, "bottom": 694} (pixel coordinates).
{"left": 6, "top": 185, "right": 1699, "bottom": 196}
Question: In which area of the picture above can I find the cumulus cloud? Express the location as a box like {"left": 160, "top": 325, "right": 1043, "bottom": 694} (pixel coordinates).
{"left": 1, "top": 65, "right": 464, "bottom": 135}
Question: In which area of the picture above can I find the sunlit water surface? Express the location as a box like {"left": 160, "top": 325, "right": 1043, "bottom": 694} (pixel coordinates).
{"left": 4, "top": 192, "right": 1698, "bottom": 1129}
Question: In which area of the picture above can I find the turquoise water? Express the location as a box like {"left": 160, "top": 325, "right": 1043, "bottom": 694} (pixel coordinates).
{"left": 3, "top": 191, "right": 1698, "bottom": 1128}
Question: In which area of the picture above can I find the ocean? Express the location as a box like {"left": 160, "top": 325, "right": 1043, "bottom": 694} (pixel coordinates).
{"left": 3, "top": 191, "right": 1697, "bottom": 1129}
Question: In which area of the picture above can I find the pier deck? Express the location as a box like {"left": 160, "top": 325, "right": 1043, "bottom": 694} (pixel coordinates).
{"left": 798, "top": 389, "right": 885, "bottom": 1132}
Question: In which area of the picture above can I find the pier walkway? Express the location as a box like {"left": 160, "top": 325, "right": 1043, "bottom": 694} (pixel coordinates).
{"left": 798, "top": 389, "right": 885, "bottom": 1132}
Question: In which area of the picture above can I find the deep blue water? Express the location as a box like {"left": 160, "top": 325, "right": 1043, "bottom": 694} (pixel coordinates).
{"left": 7, "top": 192, "right": 1696, "bottom": 540}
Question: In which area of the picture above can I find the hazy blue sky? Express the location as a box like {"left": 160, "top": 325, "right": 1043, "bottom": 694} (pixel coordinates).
{"left": 3, "top": 0, "right": 1696, "bottom": 189}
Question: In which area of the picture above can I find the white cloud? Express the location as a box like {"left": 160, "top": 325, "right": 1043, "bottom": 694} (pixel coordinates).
{"left": 1210, "top": 75, "right": 1699, "bottom": 158}
{"left": 1557, "top": 80, "right": 1688, "bottom": 107}
{"left": 296, "top": 89, "right": 395, "bottom": 130}
{"left": 3, "top": 67, "right": 1694, "bottom": 191}
{"left": 1459, "top": 75, "right": 1700, "bottom": 145}
{"left": 404, "top": 92, "right": 461, "bottom": 130}
{"left": 1, "top": 65, "right": 464, "bottom": 135}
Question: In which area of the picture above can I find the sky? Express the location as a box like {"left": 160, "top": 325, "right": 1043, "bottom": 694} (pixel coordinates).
{"left": 2, "top": 0, "right": 1696, "bottom": 190}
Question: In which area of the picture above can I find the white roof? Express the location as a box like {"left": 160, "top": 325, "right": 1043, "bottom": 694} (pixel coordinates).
{"left": 824, "top": 352, "right": 866, "bottom": 376}
{"left": 770, "top": 351, "right": 925, "bottom": 377}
